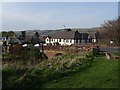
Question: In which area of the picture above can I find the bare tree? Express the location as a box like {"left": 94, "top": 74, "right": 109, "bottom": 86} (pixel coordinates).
{"left": 101, "top": 17, "right": 120, "bottom": 46}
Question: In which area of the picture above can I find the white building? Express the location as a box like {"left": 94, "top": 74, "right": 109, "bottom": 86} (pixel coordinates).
{"left": 45, "top": 29, "right": 100, "bottom": 46}
{"left": 0, "top": 37, "right": 7, "bottom": 45}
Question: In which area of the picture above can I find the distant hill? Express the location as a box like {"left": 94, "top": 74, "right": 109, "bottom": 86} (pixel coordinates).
{"left": 12, "top": 27, "right": 102, "bottom": 36}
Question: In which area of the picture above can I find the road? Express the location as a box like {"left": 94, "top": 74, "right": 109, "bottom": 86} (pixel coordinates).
{"left": 100, "top": 47, "right": 120, "bottom": 53}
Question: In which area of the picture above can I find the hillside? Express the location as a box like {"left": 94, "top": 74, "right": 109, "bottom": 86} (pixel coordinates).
{"left": 43, "top": 56, "right": 118, "bottom": 88}
{"left": 2, "top": 51, "right": 119, "bottom": 88}
{"left": 13, "top": 27, "right": 102, "bottom": 36}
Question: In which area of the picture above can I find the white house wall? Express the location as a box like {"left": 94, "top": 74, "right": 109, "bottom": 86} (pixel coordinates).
{"left": 45, "top": 37, "right": 97, "bottom": 46}
{"left": 45, "top": 37, "right": 50, "bottom": 44}
{"left": 45, "top": 38, "right": 75, "bottom": 46}
{"left": 92, "top": 39, "right": 96, "bottom": 43}
{"left": 59, "top": 39, "right": 74, "bottom": 46}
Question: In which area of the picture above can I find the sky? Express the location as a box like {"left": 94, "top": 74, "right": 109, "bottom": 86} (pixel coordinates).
{"left": 1, "top": 0, "right": 120, "bottom": 2}
{"left": 1, "top": 2, "right": 118, "bottom": 31}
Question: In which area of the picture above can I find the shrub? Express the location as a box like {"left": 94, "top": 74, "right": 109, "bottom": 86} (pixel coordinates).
{"left": 25, "top": 47, "right": 48, "bottom": 64}
{"left": 3, "top": 47, "right": 48, "bottom": 65}
{"left": 9, "top": 44, "right": 23, "bottom": 54}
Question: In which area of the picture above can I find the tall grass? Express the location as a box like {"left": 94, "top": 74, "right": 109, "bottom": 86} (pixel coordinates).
{"left": 2, "top": 51, "right": 94, "bottom": 88}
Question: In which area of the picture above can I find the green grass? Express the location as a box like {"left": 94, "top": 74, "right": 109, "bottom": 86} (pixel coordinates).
{"left": 42, "top": 57, "right": 119, "bottom": 88}
{"left": 113, "top": 53, "right": 120, "bottom": 56}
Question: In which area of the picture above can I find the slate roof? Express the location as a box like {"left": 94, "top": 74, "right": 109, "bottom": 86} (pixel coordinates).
{"left": 81, "top": 33, "right": 89, "bottom": 39}
{"left": 0, "top": 37, "right": 6, "bottom": 41}
{"left": 88, "top": 31, "right": 101, "bottom": 39}
{"left": 88, "top": 33, "right": 96, "bottom": 39}
{"left": 49, "top": 29, "right": 89, "bottom": 40}
{"left": 49, "top": 29, "right": 75, "bottom": 39}
{"left": 8, "top": 36, "right": 22, "bottom": 44}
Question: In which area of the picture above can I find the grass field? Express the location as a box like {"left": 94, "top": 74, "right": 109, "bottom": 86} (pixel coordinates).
{"left": 43, "top": 56, "right": 119, "bottom": 88}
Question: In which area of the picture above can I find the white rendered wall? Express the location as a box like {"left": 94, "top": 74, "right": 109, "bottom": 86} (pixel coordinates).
{"left": 45, "top": 38, "right": 75, "bottom": 46}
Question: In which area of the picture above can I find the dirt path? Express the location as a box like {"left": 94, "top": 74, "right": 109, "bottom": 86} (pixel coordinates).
{"left": 44, "top": 50, "right": 66, "bottom": 59}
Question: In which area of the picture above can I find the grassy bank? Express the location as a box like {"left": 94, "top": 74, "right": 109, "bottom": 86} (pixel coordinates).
{"left": 2, "top": 51, "right": 119, "bottom": 88}
{"left": 43, "top": 56, "right": 118, "bottom": 88}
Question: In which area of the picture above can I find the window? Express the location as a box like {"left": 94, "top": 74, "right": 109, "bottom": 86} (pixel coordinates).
{"left": 63, "top": 39, "right": 65, "bottom": 42}
{"left": 46, "top": 38, "right": 49, "bottom": 41}
{"left": 76, "top": 40, "right": 78, "bottom": 43}
{"left": 59, "top": 39, "right": 61, "bottom": 42}
{"left": 66, "top": 39, "right": 69, "bottom": 43}
{"left": 89, "top": 39, "right": 92, "bottom": 43}
{"left": 79, "top": 40, "right": 81, "bottom": 43}
{"left": 70, "top": 40, "right": 72, "bottom": 43}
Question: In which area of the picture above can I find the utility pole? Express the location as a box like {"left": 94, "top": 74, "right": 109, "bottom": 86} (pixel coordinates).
{"left": 63, "top": 25, "right": 66, "bottom": 29}
{"left": 110, "top": 39, "right": 113, "bottom": 53}
{"left": 41, "top": 42, "right": 44, "bottom": 53}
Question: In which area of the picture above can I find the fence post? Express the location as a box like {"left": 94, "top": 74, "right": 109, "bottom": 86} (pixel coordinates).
{"left": 93, "top": 46, "right": 100, "bottom": 56}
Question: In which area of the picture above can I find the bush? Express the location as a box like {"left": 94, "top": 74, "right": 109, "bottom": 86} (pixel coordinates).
{"left": 24, "top": 47, "right": 48, "bottom": 64}
{"left": 3, "top": 47, "right": 48, "bottom": 65}
{"left": 92, "top": 47, "right": 100, "bottom": 56}
{"left": 9, "top": 44, "right": 23, "bottom": 54}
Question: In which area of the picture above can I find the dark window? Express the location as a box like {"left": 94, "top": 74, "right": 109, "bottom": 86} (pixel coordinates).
{"left": 76, "top": 40, "right": 78, "bottom": 43}
{"left": 46, "top": 39, "right": 49, "bottom": 41}
{"left": 66, "top": 39, "right": 69, "bottom": 43}
{"left": 89, "top": 39, "right": 92, "bottom": 43}
{"left": 59, "top": 39, "right": 61, "bottom": 42}
{"left": 63, "top": 39, "right": 65, "bottom": 42}
{"left": 79, "top": 39, "right": 81, "bottom": 43}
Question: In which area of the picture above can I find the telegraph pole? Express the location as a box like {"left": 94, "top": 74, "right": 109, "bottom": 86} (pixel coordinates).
{"left": 110, "top": 39, "right": 113, "bottom": 53}
{"left": 63, "top": 25, "right": 66, "bottom": 29}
